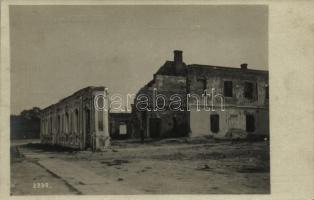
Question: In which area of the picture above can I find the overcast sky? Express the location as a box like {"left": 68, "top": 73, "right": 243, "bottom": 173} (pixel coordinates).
{"left": 10, "top": 5, "right": 268, "bottom": 114}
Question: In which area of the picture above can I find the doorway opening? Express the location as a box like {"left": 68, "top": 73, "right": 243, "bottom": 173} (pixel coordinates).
{"left": 149, "top": 118, "right": 161, "bottom": 138}
{"left": 85, "top": 109, "right": 91, "bottom": 149}
{"left": 210, "top": 114, "right": 219, "bottom": 133}
{"left": 246, "top": 114, "right": 255, "bottom": 132}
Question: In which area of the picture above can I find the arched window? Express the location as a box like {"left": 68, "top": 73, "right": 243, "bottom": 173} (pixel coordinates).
{"left": 65, "top": 112, "right": 69, "bottom": 134}
{"left": 265, "top": 84, "right": 269, "bottom": 99}
{"left": 43, "top": 119, "right": 46, "bottom": 135}
{"left": 97, "top": 97, "right": 104, "bottom": 131}
{"left": 70, "top": 112, "right": 73, "bottom": 134}
{"left": 45, "top": 119, "right": 48, "bottom": 135}
{"left": 75, "top": 109, "right": 79, "bottom": 134}
{"left": 50, "top": 117, "right": 53, "bottom": 134}
{"left": 57, "top": 115, "right": 61, "bottom": 133}
{"left": 61, "top": 115, "right": 64, "bottom": 134}
{"left": 47, "top": 118, "right": 49, "bottom": 135}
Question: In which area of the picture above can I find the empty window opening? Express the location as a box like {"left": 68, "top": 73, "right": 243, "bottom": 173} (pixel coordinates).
{"left": 57, "top": 116, "right": 61, "bottom": 133}
{"left": 61, "top": 115, "right": 64, "bottom": 133}
{"left": 65, "top": 113, "right": 70, "bottom": 133}
{"left": 70, "top": 112, "right": 73, "bottom": 133}
{"left": 244, "top": 82, "right": 254, "bottom": 99}
{"left": 224, "top": 81, "right": 233, "bottom": 97}
{"left": 246, "top": 114, "right": 255, "bottom": 132}
{"left": 197, "top": 79, "right": 207, "bottom": 91}
{"left": 50, "top": 117, "right": 53, "bottom": 134}
{"left": 265, "top": 84, "right": 269, "bottom": 99}
{"left": 75, "top": 109, "right": 79, "bottom": 133}
{"left": 119, "top": 123, "right": 127, "bottom": 135}
{"left": 210, "top": 114, "right": 219, "bottom": 133}
{"left": 97, "top": 97, "right": 104, "bottom": 131}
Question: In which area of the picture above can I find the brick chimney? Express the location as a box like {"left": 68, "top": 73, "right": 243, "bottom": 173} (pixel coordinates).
{"left": 174, "top": 50, "right": 183, "bottom": 64}
{"left": 173, "top": 50, "right": 185, "bottom": 75}
{"left": 241, "top": 63, "right": 248, "bottom": 70}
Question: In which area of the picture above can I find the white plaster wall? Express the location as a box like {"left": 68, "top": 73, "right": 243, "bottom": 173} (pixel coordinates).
{"left": 189, "top": 109, "right": 210, "bottom": 137}
{"left": 190, "top": 107, "right": 269, "bottom": 139}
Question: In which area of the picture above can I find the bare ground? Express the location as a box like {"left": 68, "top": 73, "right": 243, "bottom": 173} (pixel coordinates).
{"left": 11, "top": 137, "right": 270, "bottom": 195}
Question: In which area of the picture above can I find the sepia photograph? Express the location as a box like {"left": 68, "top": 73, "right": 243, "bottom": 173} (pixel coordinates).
{"left": 1, "top": 1, "right": 313, "bottom": 199}
{"left": 8, "top": 5, "right": 270, "bottom": 195}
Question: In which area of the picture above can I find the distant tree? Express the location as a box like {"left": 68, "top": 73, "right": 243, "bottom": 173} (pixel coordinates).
{"left": 11, "top": 107, "right": 42, "bottom": 140}
{"left": 20, "top": 107, "right": 41, "bottom": 120}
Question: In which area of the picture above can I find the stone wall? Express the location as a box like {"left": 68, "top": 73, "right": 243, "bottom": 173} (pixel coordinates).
{"left": 40, "top": 86, "right": 110, "bottom": 150}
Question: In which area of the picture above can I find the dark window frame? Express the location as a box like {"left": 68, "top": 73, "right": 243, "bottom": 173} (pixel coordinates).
{"left": 65, "top": 112, "right": 70, "bottom": 134}
{"left": 246, "top": 114, "right": 255, "bottom": 132}
{"left": 244, "top": 81, "right": 255, "bottom": 99}
{"left": 97, "top": 97, "right": 104, "bottom": 131}
{"left": 265, "top": 84, "right": 269, "bottom": 99}
{"left": 197, "top": 78, "right": 207, "bottom": 91}
{"left": 224, "top": 80, "right": 233, "bottom": 97}
{"left": 210, "top": 114, "right": 219, "bottom": 133}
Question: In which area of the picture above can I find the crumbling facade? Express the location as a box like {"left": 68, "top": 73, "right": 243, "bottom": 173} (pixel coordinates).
{"left": 133, "top": 50, "right": 190, "bottom": 138}
{"left": 133, "top": 50, "right": 269, "bottom": 139}
{"left": 187, "top": 63, "right": 269, "bottom": 139}
{"left": 40, "top": 86, "right": 110, "bottom": 150}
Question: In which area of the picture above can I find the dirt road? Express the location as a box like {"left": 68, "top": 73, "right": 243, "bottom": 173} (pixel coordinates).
{"left": 11, "top": 138, "right": 270, "bottom": 195}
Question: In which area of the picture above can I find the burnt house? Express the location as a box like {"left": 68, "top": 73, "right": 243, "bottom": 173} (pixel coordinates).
{"left": 133, "top": 50, "right": 190, "bottom": 139}
{"left": 133, "top": 50, "right": 269, "bottom": 139}
{"left": 187, "top": 63, "right": 269, "bottom": 139}
{"left": 40, "top": 86, "right": 110, "bottom": 150}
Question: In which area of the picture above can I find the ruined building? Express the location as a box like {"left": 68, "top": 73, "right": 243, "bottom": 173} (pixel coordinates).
{"left": 133, "top": 50, "right": 269, "bottom": 139}
{"left": 40, "top": 86, "right": 110, "bottom": 150}
{"left": 132, "top": 50, "right": 190, "bottom": 138}
{"left": 39, "top": 51, "right": 269, "bottom": 147}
